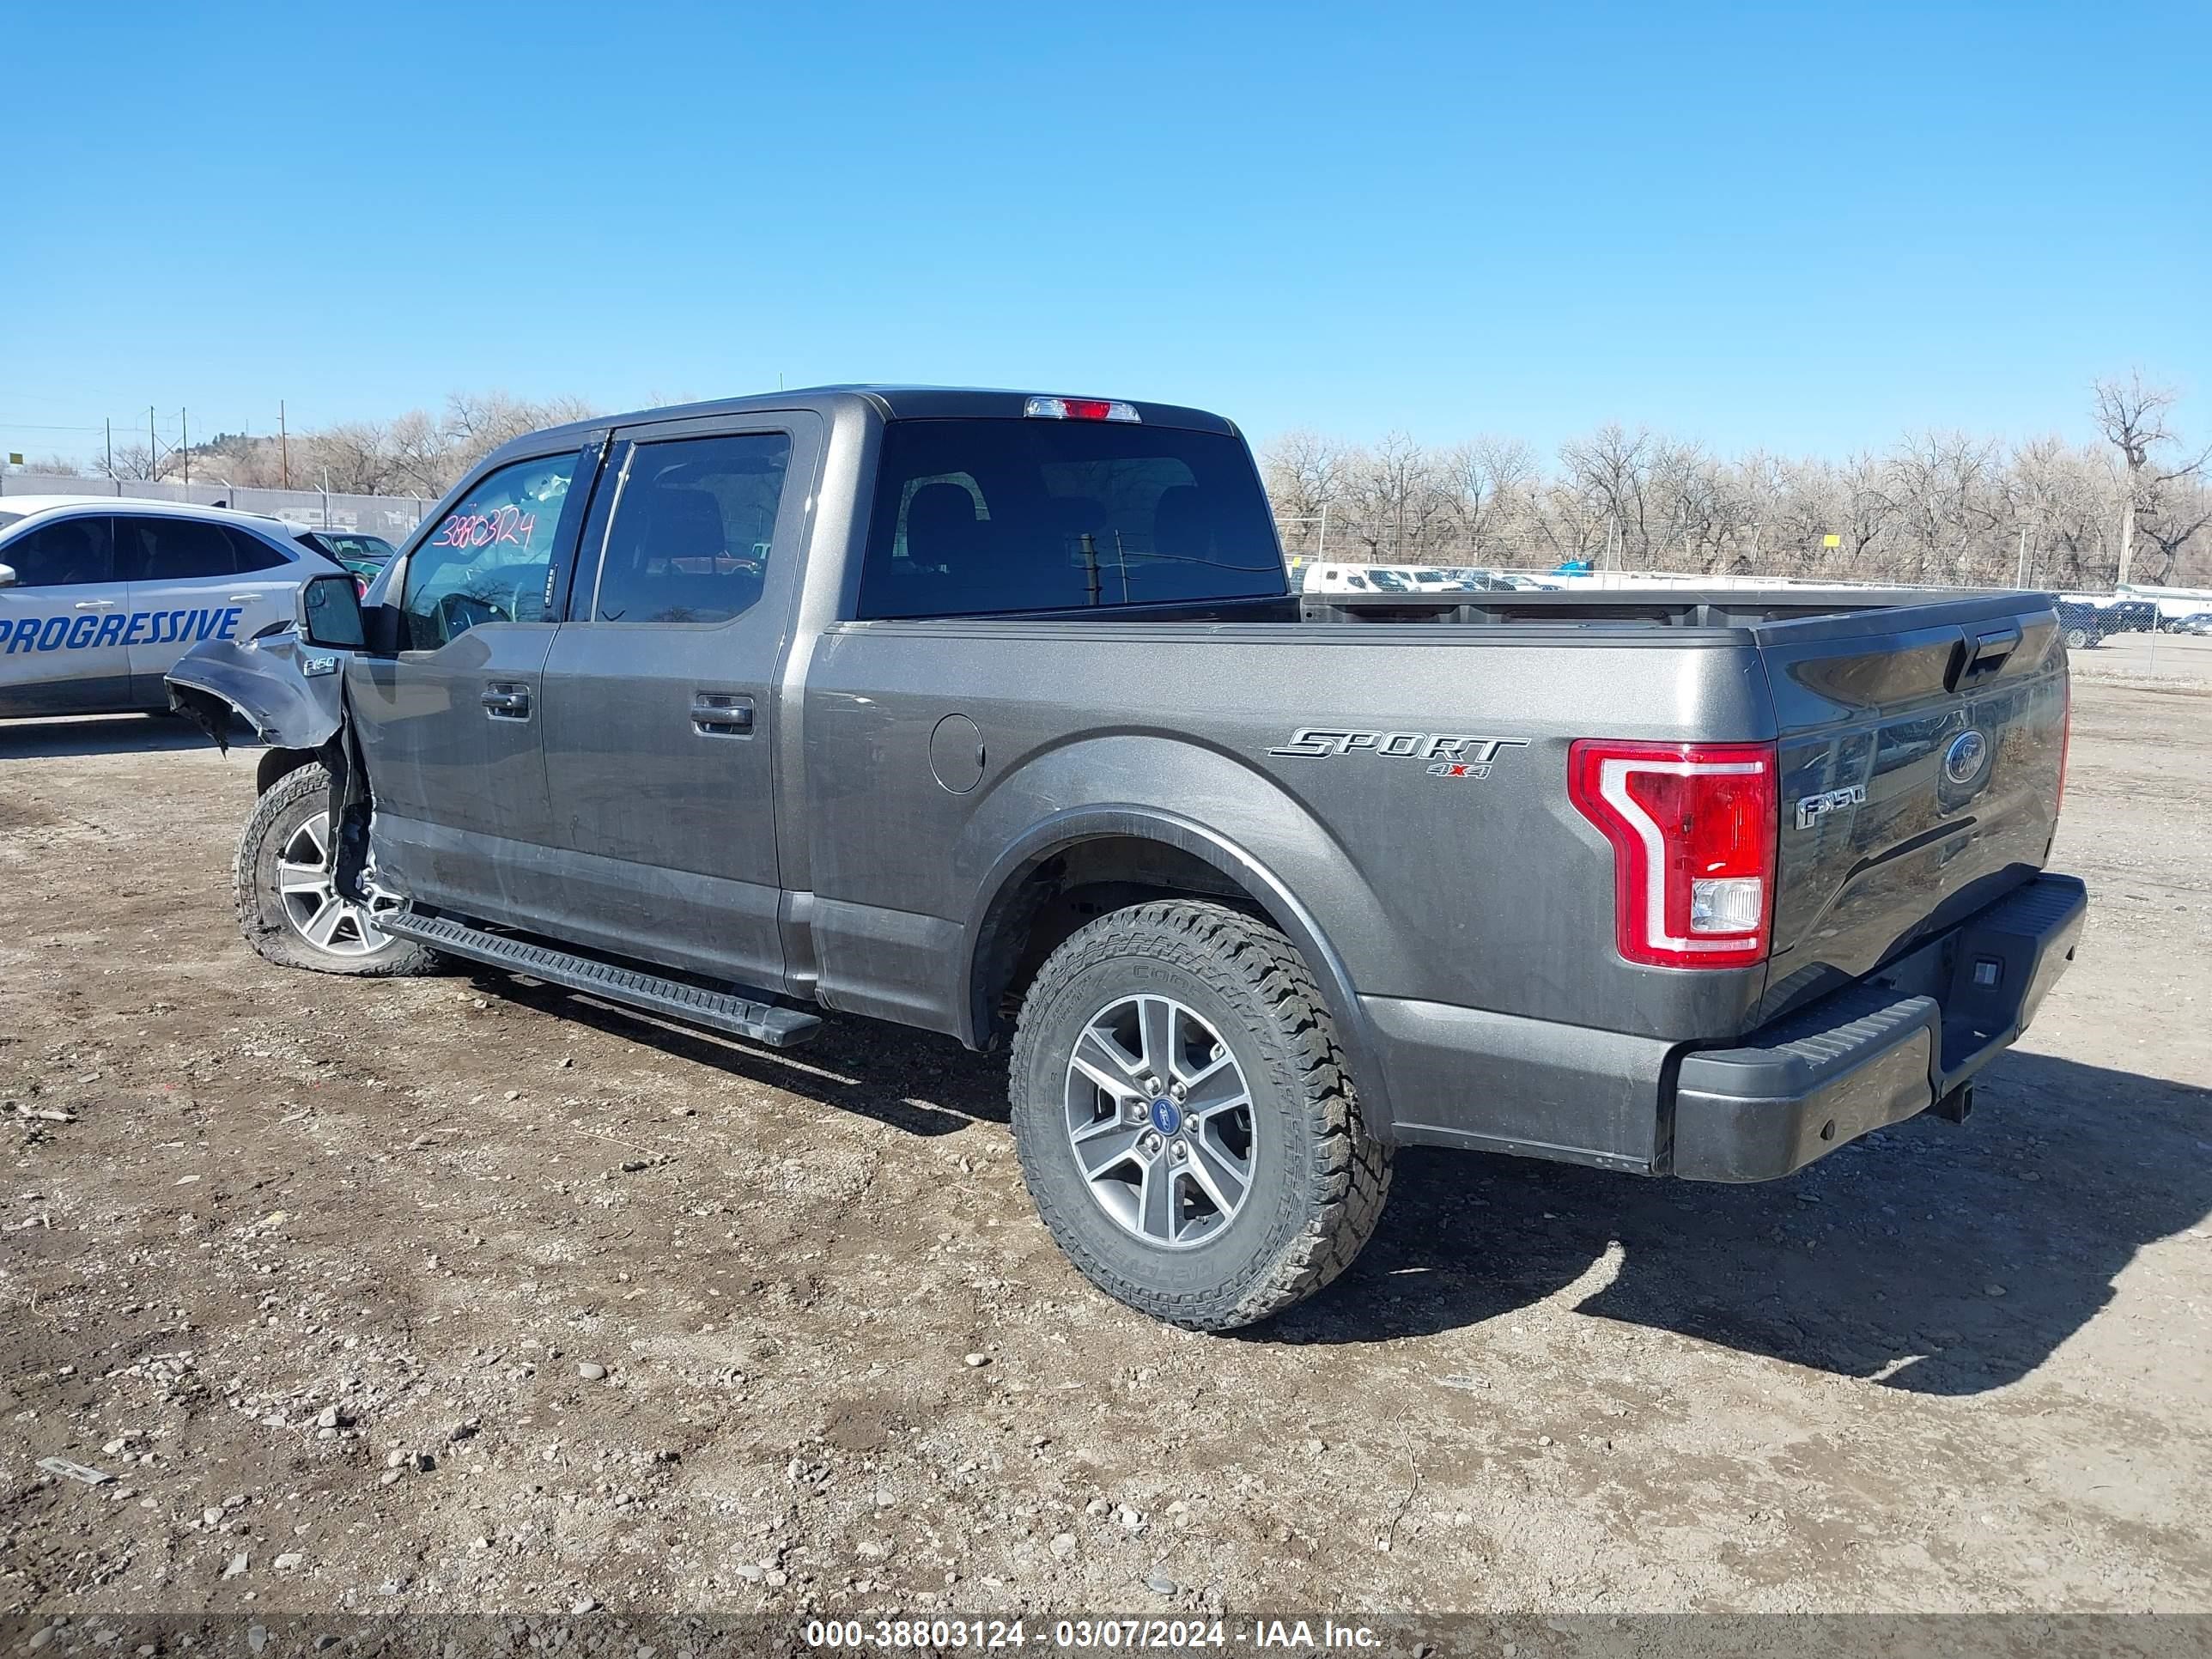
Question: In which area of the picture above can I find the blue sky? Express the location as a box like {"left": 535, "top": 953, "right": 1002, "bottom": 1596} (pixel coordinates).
{"left": 3, "top": 2, "right": 2206, "bottom": 466}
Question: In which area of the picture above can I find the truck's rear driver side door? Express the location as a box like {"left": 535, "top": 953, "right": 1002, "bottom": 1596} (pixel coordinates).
{"left": 534, "top": 412, "right": 821, "bottom": 993}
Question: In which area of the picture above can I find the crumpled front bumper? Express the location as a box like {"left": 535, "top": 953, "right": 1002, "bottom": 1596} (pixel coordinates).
{"left": 1668, "top": 872, "right": 2087, "bottom": 1181}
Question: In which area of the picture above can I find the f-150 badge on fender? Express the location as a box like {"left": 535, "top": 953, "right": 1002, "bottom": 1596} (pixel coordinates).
{"left": 1267, "top": 727, "right": 1528, "bottom": 780}
{"left": 1796, "top": 784, "right": 1866, "bottom": 829}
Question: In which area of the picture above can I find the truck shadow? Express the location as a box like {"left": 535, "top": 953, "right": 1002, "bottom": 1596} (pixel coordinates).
{"left": 464, "top": 973, "right": 2203, "bottom": 1396}
{"left": 0, "top": 712, "right": 249, "bottom": 757}
{"left": 474, "top": 973, "right": 1009, "bottom": 1139}
{"left": 1274, "top": 1051, "right": 2212, "bottom": 1395}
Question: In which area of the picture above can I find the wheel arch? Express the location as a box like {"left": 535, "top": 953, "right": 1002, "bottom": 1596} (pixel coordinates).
{"left": 257, "top": 745, "right": 321, "bottom": 796}
{"left": 960, "top": 805, "right": 1399, "bottom": 1138}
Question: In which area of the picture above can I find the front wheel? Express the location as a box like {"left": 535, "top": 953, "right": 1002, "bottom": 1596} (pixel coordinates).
{"left": 2063, "top": 625, "right": 2094, "bottom": 650}
{"left": 234, "top": 762, "right": 438, "bottom": 976}
{"left": 1009, "top": 900, "right": 1391, "bottom": 1331}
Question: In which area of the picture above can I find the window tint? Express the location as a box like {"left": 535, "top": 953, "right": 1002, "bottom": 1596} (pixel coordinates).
{"left": 590, "top": 433, "right": 790, "bottom": 624}
{"left": 118, "top": 517, "right": 238, "bottom": 581}
{"left": 858, "top": 419, "right": 1285, "bottom": 618}
{"left": 401, "top": 453, "right": 578, "bottom": 649}
{"left": 227, "top": 528, "right": 289, "bottom": 573}
{"left": 3, "top": 516, "right": 113, "bottom": 587}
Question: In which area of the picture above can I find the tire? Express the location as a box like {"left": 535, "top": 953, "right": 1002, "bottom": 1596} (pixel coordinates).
{"left": 234, "top": 762, "right": 438, "bottom": 977}
{"left": 1009, "top": 900, "right": 1391, "bottom": 1331}
{"left": 2063, "top": 626, "right": 2093, "bottom": 650}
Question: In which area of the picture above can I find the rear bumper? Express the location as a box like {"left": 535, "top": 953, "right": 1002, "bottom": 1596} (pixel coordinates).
{"left": 1669, "top": 872, "right": 2087, "bottom": 1181}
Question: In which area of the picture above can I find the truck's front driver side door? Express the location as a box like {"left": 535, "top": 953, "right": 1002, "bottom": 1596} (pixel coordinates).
{"left": 349, "top": 443, "right": 599, "bottom": 927}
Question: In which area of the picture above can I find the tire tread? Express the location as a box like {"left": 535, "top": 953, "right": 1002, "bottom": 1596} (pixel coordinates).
{"left": 1010, "top": 900, "right": 1391, "bottom": 1331}
{"left": 234, "top": 763, "right": 437, "bottom": 979}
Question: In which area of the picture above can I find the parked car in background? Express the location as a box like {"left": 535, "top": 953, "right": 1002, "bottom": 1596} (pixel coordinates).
{"left": 1302, "top": 562, "right": 1519, "bottom": 594}
{"left": 0, "top": 496, "right": 343, "bottom": 719}
{"left": 294, "top": 530, "right": 398, "bottom": 595}
{"left": 2055, "top": 600, "right": 2108, "bottom": 650}
{"left": 2171, "top": 611, "right": 2212, "bottom": 636}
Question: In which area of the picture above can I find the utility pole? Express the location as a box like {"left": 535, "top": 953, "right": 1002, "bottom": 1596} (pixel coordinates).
{"left": 181, "top": 408, "right": 190, "bottom": 490}
{"left": 280, "top": 399, "right": 289, "bottom": 489}
{"left": 105, "top": 420, "right": 112, "bottom": 483}
{"left": 149, "top": 406, "right": 158, "bottom": 481}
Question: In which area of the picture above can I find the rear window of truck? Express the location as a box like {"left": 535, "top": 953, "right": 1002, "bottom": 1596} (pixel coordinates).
{"left": 857, "top": 418, "right": 1285, "bottom": 618}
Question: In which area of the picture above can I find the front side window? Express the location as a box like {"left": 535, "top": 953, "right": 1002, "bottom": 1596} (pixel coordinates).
{"left": 118, "top": 517, "right": 238, "bottom": 581}
{"left": 3, "top": 517, "right": 113, "bottom": 587}
{"left": 401, "top": 453, "right": 578, "bottom": 649}
{"left": 858, "top": 419, "right": 1285, "bottom": 618}
{"left": 589, "top": 433, "right": 790, "bottom": 624}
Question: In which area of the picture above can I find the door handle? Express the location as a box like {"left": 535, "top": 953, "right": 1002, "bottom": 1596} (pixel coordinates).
{"left": 691, "top": 692, "right": 754, "bottom": 737}
{"left": 482, "top": 684, "right": 532, "bottom": 720}
{"left": 75, "top": 599, "right": 118, "bottom": 611}
{"left": 227, "top": 592, "right": 258, "bottom": 604}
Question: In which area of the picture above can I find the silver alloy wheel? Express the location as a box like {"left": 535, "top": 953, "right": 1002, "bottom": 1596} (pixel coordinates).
{"left": 276, "top": 810, "right": 397, "bottom": 957}
{"left": 1064, "top": 994, "right": 1257, "bottom": 1249}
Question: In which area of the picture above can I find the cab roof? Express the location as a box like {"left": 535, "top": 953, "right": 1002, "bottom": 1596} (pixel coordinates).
{"left": 481, "top": 386, "right": 1242, "bottom": 470}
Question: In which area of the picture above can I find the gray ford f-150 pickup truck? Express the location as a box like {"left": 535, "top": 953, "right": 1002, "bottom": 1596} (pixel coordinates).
{"left": 167, "top": 386, "right": 2087, "bottom": 1330}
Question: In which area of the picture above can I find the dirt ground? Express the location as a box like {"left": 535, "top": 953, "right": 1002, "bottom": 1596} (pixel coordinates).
{"left": 2, "top": 662, "right": 2209, "bottom": 1623}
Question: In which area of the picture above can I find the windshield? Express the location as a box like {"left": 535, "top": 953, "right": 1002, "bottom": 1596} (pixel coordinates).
{"left": 859, "top": 418, "right": 1285, "bottom": 618}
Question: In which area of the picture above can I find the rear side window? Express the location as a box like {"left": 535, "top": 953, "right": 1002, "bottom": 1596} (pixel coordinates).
{"left": 3, "top": 517, "right": 113, "bottom": 587}
{"left": 589, "top": 433, "right": 790, "bottom": 624}
{"left": 858, "top": 419, "right": 1285, "bottom": 618}
{"left": 227, "top": 529, "right": 289, "bottom": 573}
{"left": 401, "top": 453, "right": 578, "bottom": 649}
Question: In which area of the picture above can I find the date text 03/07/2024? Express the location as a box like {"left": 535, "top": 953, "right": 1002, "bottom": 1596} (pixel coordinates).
{"left": 800, "top": 1618, "right": 1384, "bottom": 1650}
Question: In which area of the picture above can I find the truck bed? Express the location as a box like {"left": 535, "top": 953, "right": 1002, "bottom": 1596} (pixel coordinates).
{"left": 1297, "top": 584, "right": 2033, "bottom": 632}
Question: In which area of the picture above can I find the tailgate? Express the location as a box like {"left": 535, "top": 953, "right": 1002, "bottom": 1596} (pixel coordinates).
{"left": 1756, "top": 596, "right": 2067, "bottom": 1017}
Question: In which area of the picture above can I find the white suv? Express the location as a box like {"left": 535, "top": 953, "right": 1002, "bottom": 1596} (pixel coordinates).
{"left": 0, "top": 496, "right": 341, "bottom": 720}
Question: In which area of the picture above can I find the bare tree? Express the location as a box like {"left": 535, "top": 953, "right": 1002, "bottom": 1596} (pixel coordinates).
{"left": 1259, "top": 428, "right": 1348, "bottom": 556}
{"left": 1345, "top": 432, "right": 1456, "bottom": 562}
{"left": 1559, "top": 424, "right": 1653, "bottom": 568}
{"left": 1439, "top": 435, "right": 1534, "bottom": 558}
{"left": 93, "top": 441, "right": 165, "bottom": 482}
{"left": 2093, "top": 372, "right": 2210, "bottom": 585}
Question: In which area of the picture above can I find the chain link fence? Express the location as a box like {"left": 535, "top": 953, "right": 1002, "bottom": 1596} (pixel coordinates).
{"left": 0, "top": 472, "right": 429, "bottom": 538}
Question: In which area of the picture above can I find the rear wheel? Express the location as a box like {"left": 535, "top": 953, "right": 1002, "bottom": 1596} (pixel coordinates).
{"left": 235, "top": 762, "right": 437, "bottom": 976}
{"left": 1009, "top": 900, "right": 1391, "bottom": 1330}
{"left": 2063, "top": 625, "right": 2093, "bottom": 650}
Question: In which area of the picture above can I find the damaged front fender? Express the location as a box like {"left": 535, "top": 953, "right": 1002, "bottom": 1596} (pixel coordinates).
{"left": 166, "top": 629, "right": 376, "bottom": 907}
{"left": 165, "top": 627, "right": 348, "bottom": 754}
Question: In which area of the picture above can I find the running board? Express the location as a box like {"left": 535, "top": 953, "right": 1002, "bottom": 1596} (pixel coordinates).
{"left": 380, "top": 909, "right": 822, "bottom": 1048}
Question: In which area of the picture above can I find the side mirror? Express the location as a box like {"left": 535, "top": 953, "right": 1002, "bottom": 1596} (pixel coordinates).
{"left": 297, "top": 573, "right": 368, "bottom": 649}
{"left": 0, "top": 563, "right": 16, "bottom": 590}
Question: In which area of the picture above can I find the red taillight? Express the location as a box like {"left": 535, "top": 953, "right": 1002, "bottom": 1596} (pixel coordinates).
{"left": 1568, "top": 739, "right": 1778, "bottom": 969}
{"left": 354, "top": 575, "right": 368, "bottom": 598}
{"left": 2056, "top": 675, "right": 2070, "bottom": 818}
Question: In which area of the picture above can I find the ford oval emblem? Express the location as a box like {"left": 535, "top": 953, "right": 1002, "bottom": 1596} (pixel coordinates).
{"left": 1943, "top": 730, "right": 1990, "bottom": 784}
